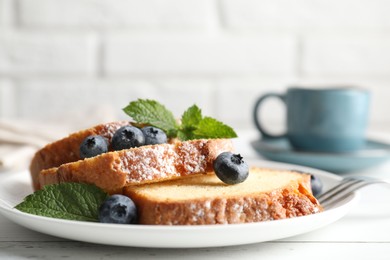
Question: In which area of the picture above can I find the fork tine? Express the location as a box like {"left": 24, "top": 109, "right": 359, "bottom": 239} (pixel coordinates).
{"left": 317, "top": 177, "right": 388, "bottom": 208}
{"left": 319, "top": 180, "right": 366, "bottom": 208}
{"left": 317, "top": 178, "right": 363, "bottom": 203}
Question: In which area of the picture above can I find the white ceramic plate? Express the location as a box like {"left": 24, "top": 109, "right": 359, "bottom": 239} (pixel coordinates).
{"left": 0, "top": 160, "right": 358, "bottom": 248}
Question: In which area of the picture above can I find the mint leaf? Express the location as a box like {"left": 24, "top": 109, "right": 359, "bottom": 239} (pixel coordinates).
{"left": 15, "top": 183, "right": 108, "bottom": 222}
{"left": 193, "top": 117, "right": 237, "bottom": 139}
{"left": 123, "top": 99, "right": 178, "bottom": 138}
{"left": 179, "top": 105, "right": 202, "bottom": 140}
{"left": 181, "top": 105, "right": 202, "bottom": 129}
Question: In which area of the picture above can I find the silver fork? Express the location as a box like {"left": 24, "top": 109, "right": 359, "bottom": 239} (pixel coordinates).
{"left": 317, "top": 176, "right": 390, "bottom": 209}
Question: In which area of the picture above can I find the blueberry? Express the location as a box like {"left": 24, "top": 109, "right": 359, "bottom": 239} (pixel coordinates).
{"left": 310, "top": 174, "right": 323, "bottom": 197}
{"left": 213, "top": 152, "right": 249, "bottom": 185}
{"left": 79, "top": 135, "right": 108, "bottom": 159}
{"left": 99, "top": 194, "right": 138, "bottom": 224}
{"left": 111, "top": 125, "right": 145, "bottom": 151}
{"left": 141, "top": 126, "right": 167, "bottom": 145}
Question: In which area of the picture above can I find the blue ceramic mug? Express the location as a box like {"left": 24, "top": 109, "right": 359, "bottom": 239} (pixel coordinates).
{"left": 253, "top": 87, "right": 370, "bottom": 153}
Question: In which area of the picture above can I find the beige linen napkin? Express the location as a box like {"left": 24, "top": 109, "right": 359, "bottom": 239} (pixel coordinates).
{"left": 0, "top": 119, "right": 70, "bottom": 170}
{"left": 0, "top": 105, "right": 118, "bottom": 171}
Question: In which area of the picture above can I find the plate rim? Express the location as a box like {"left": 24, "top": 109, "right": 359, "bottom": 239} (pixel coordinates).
{"left": 0, "top": 160, "right": 358, "bottom": 248}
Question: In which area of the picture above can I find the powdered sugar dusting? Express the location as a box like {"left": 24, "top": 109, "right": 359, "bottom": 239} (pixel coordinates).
{"left": 118, "top": 139, "right": 225, "bottom": 185}
{"left": 178, "top": 140, "right": 207, "bottom": 174}
{"left": 120, "top": 144, "right": 179, "bottom": 183}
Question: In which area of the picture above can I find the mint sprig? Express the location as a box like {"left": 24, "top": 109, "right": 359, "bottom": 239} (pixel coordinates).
{"left": 123, "top": 99, "right": 237, "bottom": 140}
{"left": 15, "top": 183, "right": 108, "bottom": 222}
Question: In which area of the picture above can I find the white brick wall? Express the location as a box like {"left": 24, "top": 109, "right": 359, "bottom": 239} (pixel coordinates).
{"left": 303, "top": 36, "right": 390, "bottom": 76}
{"left": 17, "top": 79, "right": 214, "bottom": 122}
{"left": 19, "top": 0, "right": 215, "bottom": 29}
{"left": 105, "top": 33, "right": 296, "bottom": 75}
{"left": 0, "top": 32, "right": 97, "bottom": 76}
{"left": 0, "top": 0, "right": 12, "bottom": 27}
{"left": 0, "top": 0, "right": 390, "bottom": 132}
{"left": 222, "top": 0, "right": 390, "bottom": 30}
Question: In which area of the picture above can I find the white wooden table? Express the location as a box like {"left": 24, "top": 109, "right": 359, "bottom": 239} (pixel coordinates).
{"left": 1, "top": 130, "right": 390, "bottom": 259}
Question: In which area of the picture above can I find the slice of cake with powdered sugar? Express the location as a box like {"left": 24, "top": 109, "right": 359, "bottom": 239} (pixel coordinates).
{"left": 38, "top": 138, "right": 234, "bottom": 194}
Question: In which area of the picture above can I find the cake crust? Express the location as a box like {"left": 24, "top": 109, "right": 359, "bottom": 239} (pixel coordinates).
{"left": 30, "top": 121, "right": 131, "bottom": 190}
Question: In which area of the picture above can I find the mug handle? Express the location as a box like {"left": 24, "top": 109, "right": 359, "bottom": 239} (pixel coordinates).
{"left": 253, "top": 93, "right": 286, "bottom": 139}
